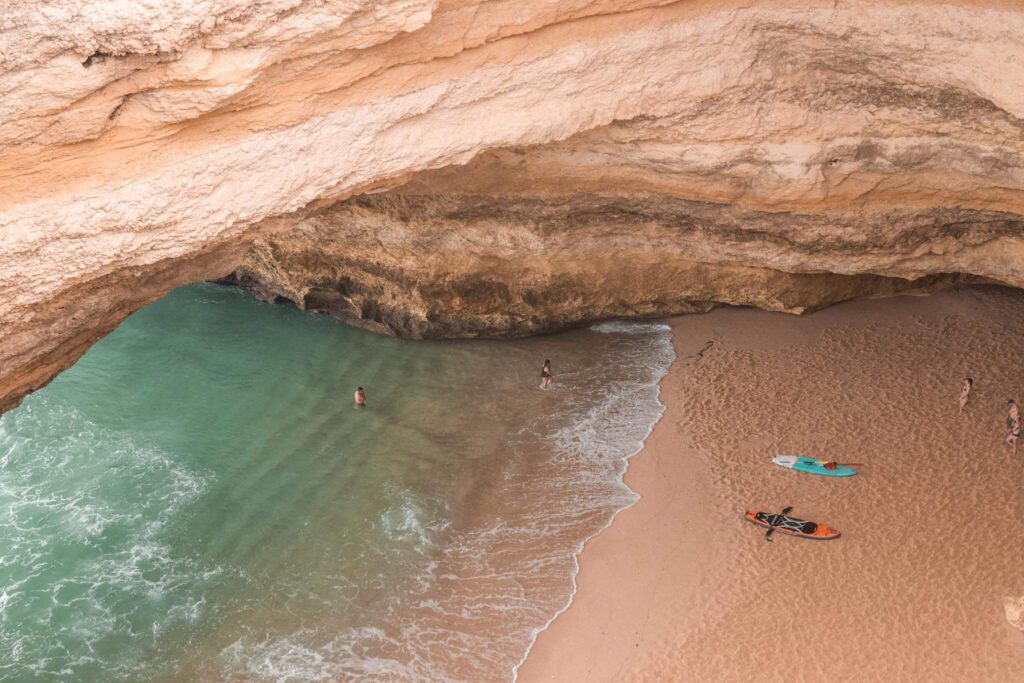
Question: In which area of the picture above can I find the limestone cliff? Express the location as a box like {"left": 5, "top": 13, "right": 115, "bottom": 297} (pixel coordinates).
{"left": 2, "top": 0, "right": 1024, "bottom": 410}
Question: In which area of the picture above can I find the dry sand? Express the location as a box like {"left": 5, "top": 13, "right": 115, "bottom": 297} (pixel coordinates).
{"left": 519, "top": 286, "right": 1024, "bottom": 682}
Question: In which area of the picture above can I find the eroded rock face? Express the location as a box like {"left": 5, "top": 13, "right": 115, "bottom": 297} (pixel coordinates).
{"left": 2, "top": 1, "right": 1024, "bottom": 409}
{"left": 229, "top": 190, "right": 994, "bottom": 338}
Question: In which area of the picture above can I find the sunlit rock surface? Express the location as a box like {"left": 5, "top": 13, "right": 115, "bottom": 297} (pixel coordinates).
{"left": 2, "top": 0, "right": 1024, "bottom": 409}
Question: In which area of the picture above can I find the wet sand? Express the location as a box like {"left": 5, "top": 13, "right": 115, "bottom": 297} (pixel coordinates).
{"left": 520, "top": 286, "right": 1024, "bottom": 682}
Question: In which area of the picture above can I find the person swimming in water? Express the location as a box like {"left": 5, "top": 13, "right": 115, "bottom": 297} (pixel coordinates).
{"left": 354, "top": 386, "right": 366, "bottom": 409}
{"left": 1006, "top": 399, "right": 1020, "bottom": 455}
{"left": 540, "top": 360, "right": 555, "bottom": 389}
{"left": 958, "top": 377, "right": 973, "bottom": 414}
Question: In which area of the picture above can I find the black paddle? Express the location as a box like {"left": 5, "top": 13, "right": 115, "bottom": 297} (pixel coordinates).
{"left": 765, "top": 506, "right": 793, "bottom": 542}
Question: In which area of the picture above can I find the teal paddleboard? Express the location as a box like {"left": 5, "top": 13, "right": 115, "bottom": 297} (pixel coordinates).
{"left": 772, "top": 455, "right": 856, "bottom": 477}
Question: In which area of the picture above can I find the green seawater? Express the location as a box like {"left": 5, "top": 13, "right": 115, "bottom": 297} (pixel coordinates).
{"left": 0, "top": 283, "right": 673, "bottom": 682}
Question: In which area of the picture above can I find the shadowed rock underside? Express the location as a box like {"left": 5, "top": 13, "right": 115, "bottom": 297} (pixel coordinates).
{"left": 2, "top": 0, "right": 1024, "bottom": 410}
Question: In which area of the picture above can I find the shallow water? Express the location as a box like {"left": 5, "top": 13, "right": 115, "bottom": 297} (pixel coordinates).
{"left": 0, "top": 283, "right": 673, "bottom": 682}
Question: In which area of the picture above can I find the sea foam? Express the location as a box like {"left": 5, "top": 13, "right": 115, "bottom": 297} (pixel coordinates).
{"left": 0, "top": 283, "right": 677, "bottom": 682}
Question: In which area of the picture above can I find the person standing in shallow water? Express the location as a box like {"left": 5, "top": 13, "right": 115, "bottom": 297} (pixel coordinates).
{"left": 959, "top": 377, "right": 973, "bottom": 414}
{"left": 1006, "top": 399, "right": 1020, "bottom": 455}
{"left": 354, "top": 386, "right": 367, "bottom": 409}
{"left": 540, "top": 360, "right": 555, "bottom": 389}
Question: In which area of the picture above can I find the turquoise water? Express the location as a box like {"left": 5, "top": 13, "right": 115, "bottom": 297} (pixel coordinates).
{"left": 0, "top": 283, "right": 673, "bottom": 681}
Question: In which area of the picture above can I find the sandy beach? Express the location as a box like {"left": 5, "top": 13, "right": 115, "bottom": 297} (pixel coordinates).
{"left": 520, "top": 286, "right": 1024, "bottom": 682}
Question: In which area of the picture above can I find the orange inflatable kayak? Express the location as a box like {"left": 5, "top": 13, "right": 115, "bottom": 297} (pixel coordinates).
{"left": 744, "top": 510, "right": 841, "bottom": 540}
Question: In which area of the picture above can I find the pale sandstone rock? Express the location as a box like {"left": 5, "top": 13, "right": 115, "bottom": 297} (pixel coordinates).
{"left": 1, "top": 0, "right": 1023, "bottom": 409}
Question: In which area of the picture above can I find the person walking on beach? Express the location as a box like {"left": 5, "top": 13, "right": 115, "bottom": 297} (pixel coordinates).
{"left": 1006, "top": 399, "right": 1020, "bottom": 455}
{"left": 959, "top": 377, "right": 973, "bottom": 414}
{"left": 354, "top": 386, "right": 367, "bottom": 409}
{"left": 540, "top": 360, "right": 555, "bottom": 389}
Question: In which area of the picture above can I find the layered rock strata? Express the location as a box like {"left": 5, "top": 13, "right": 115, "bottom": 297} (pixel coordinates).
{"left": 230, "top": 128, "right": 1017, "bottom": 337}
{"left": 2, "top": 0, "right": 1024, "bottom": 410}
{"left": 229, "top": 189, "right": 994, "bottom": 338}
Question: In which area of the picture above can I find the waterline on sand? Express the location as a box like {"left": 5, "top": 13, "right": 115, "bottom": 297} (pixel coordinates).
{"left": 513, "top": 321, "right": 674, "bottom": 681}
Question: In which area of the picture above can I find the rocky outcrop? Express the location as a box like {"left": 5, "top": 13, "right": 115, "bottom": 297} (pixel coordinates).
{"left": 2, "top": 1, "right": 1024, "bottom": 409}
{"left": 229, "top": 189, "right": 994, "bottom": 338}
{"left": 229, "top": 116, "right": 1020, "bottom": 337}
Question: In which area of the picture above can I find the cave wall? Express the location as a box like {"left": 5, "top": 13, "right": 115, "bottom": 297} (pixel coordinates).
{"left": 1, "top": 0, "right": 1023, "bottom": 410}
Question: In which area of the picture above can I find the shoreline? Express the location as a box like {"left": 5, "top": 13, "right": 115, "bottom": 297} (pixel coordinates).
{"left": 0, "top": 283, "right": 686, "bottom": 681}
{"left": 511, "top": 323, "right": 675, "bottom": 681}
{"left": 519, "top": 287, "right": 1024, "bottom": 682}
{"left": 517, "top": 318, "right": 724, "bottom": 682}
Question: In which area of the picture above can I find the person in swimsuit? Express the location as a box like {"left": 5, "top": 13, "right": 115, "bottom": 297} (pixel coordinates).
{"left": 540, "top": 360, "right": 555, "bottom": 389}
{"left": 958, "top": 377, "right": 973, "bottom": 414}
{"left": 354, "top": 386, "right": 367, "bottom": 409}
{"left": 1006, "top": 399, "right": 1020, "bottom": 455}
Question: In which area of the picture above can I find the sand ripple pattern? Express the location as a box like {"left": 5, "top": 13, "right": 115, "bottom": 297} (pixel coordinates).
{"left": 640, "top": 287, "right": 1024, "bottom": 682}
